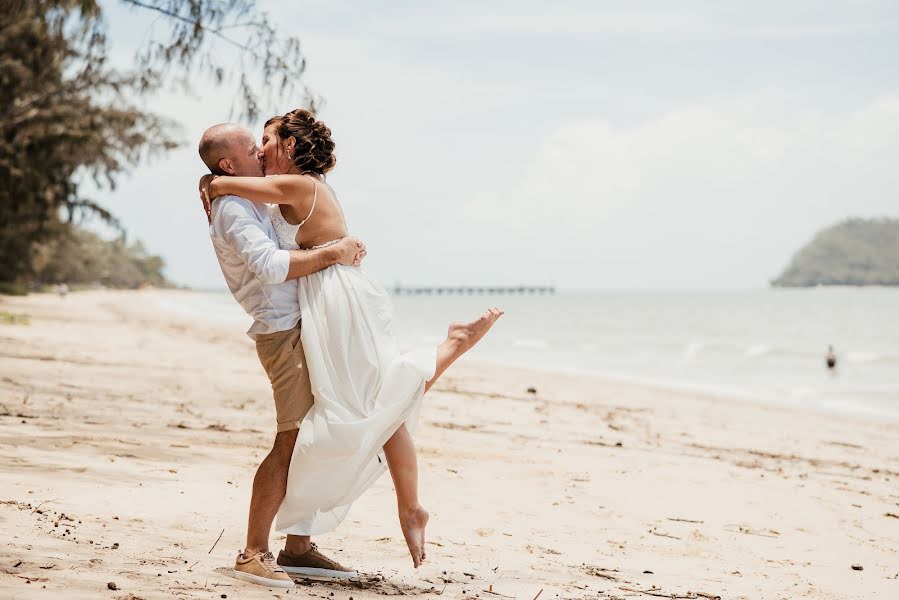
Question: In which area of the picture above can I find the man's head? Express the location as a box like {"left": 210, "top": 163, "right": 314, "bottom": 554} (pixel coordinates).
{"left": 198, "top": 124, "right": 263, "bottom": 177}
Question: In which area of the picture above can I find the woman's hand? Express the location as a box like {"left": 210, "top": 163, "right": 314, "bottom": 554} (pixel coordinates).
{"left": 198, "top": 174, "right": 217, "bottom": 224}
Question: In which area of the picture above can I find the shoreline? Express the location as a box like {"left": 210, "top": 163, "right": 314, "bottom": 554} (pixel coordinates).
{"left": 152, "top": 288, "right": 899, "bottom": 423}
{"left": 473, "top": 356, "right": 899, "bottom": 423}
{"left": 1, "top": 289, "right": 897, "bottom": 599}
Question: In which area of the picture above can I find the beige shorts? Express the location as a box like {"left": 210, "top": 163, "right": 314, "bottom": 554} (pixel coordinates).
{"left": 255, "top": 323, "right": 314, "bottom": 433}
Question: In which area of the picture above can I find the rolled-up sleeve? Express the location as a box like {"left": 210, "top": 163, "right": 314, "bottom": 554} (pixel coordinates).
{"left": 215, "top": 198, "right": 290, "bottom": 284}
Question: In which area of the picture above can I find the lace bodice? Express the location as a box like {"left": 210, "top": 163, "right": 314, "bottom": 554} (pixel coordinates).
{"left": 269, "top": 205, "right": 301, "bottom": 250}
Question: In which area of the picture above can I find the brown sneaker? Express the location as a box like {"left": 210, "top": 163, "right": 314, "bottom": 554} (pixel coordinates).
{"left": 233, "top": 550, "right": 295, "bottom": 589}
{"left": 277, "top": 543, "right": 357, "bottom": 580}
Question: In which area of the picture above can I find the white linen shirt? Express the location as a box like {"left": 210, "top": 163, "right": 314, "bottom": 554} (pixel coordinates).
{"left": 209, "top": 195, "right": 301, "bottom": 339}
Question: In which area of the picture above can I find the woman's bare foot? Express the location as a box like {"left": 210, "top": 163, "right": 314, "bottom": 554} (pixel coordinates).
{"left": 446, "top": 308, "right": 504, "bottom": 357}
{"left": 399, "top": 505, "right": 429, "bottom": 568}
{"left": 426, "top": 308, "right": 504, "bottom": 393}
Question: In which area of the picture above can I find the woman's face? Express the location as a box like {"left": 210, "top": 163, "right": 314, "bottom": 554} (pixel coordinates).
{"left": 260, "top": 123, "right": 294, "bottom": 175}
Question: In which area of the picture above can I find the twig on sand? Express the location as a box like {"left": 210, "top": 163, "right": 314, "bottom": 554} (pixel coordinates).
{"left": 885, "top": 512, "right": 899, "bottom": 519}
{"left": 585, "top": 565, "right": 620, "bottom": 581}
{"left": 650, "top": 530, "right": 681, "bottom": 540}
{"left": 725, "top": 525, "right": 779, "bottom": 538}
{"left": 29, "top": 500, "right": 55, "bottom": 515}
{"left": 619, "top": 586, "right": 720, "bottom": 600}
{"left": 483, "top": 587, "right": 515, "bottom": 598}
{"left": 618, "top": 586, "right": 684, "bottom": 598}
{"left": 532, "top": 588, "right": 543, "bottom": 600}
{"left": 208, "top": 529, "right": 224, "bottom": 554}
{"left": 666, "top": 517, "right": 703, "bottom": 524}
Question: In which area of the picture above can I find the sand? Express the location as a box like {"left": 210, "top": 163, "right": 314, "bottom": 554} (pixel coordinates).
{"left": 1, "top": 289, "right": 897, "bottom": 600}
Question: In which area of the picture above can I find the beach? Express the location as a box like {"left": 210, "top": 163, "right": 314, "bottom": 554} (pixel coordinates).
{"left": 1, "top": 289, "right": 897, "bottom": 600}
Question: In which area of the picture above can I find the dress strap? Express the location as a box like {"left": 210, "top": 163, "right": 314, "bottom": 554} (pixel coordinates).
{"left": 297, "top": 174, "right": 318, "bottom": 228}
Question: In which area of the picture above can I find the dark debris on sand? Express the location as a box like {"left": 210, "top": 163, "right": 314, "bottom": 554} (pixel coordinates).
{"left": 294, "top": 572, "right": 439, "bottom": 595}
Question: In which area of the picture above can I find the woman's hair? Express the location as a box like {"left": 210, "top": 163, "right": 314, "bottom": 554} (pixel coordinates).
{"left": 265, "top": 108, "right": 336, "bottom": 175}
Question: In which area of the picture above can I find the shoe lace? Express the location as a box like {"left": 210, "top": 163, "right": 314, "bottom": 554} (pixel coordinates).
{"left": 259, "top": 551, "right": 284, "bottom": 572}
{"left": 305, "top": 543, "right": 342, "bottom": 569}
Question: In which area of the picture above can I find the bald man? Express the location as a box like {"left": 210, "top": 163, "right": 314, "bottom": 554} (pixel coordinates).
{"left": 198, "top": 124, "right": 362, "bottom": 587}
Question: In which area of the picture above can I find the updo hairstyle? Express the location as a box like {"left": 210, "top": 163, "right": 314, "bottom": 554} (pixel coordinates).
{"left": 265, "top": 108, "right": 336, "bottom": 175}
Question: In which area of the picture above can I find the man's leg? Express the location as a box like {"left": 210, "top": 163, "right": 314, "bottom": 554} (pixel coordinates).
{"left": 244, "top": 429, "right": 309, "bottom": 556}
{"left": 247, "top": 324, "right": 354, "bottom": 579}
{"left": 246, "top": 324, "right": 313, "bottom": 558}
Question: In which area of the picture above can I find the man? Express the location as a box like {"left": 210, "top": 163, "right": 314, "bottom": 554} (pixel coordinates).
{"left": 198, "top": 123, "right": 359, "bottom": 588}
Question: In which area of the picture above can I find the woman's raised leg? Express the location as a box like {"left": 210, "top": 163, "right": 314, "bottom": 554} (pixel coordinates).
{"left": 426, "top": 308, "right": 504, "bottom": 392}
{"left": 384, "top": 308, "right": 503, "bottom": 568}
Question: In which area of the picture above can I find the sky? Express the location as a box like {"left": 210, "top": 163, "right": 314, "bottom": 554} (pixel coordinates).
{"left": 91, "top": 0, "right": 899, "bottom": 290}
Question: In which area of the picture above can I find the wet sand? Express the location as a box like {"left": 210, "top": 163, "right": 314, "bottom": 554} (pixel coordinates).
{"left": 1, "top": 290, "right": 897, "bottom": 599}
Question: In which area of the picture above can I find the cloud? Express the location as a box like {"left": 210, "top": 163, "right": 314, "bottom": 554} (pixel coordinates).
{"left": 434, "top": 94, "right": 899, "bottom": 289}
{"left": 87, "top": 0, "right": 899, "bottom": 290}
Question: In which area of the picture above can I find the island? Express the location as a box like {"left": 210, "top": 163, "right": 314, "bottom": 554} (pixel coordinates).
{"left": 772, "top": 217, "right": 899, "bottom": 287}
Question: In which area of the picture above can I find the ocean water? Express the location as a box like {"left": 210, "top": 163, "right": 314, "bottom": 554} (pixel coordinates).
{"left": 162, "top": 287, "right": 899, "bottom": 420}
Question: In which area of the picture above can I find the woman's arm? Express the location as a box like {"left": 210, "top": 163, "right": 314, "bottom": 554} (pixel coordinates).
{"left": 200, "top": 174, "right": 314, "bottom": 209}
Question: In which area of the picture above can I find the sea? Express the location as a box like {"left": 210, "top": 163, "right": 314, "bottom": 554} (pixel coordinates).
{"left": 158, "top": 287, "right": 899, "bottom": 420}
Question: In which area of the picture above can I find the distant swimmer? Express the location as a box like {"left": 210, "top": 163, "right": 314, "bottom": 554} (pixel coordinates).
{"left": 826, "top": 345, "right": 837, "bottom": 371}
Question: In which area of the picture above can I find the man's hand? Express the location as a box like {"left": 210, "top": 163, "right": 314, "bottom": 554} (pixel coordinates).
{"left": 335, "top": 237, "right": 367, "bottom": 267}
{"left": 284, "top": 236, "right": 366, "bottom": 280}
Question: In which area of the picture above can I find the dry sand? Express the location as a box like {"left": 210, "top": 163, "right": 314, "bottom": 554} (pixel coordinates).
{"left": 1, "top": 289, "right": 897, "bottom": 600}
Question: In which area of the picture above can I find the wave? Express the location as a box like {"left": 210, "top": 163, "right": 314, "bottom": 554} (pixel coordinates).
{"left": 680, "top": 340, "right": 897, "bottom": 365}
{"left": 513, "top": 338, "right": 549, "bottom": 349}
{"left": 845, "top": 352, "right": 892, "bottom": 365}
{"left": 744, "top": 344, "right": 773, "bottom": 358}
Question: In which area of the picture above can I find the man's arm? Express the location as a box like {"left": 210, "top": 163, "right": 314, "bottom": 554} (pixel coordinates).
{"left": 215, "top": 198, "right": 364, "bottom": 284}
{"left": 284, "top": 238, "right": 366, "bottom": 280}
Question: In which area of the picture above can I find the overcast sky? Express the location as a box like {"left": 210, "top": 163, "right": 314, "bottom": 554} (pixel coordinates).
{"left": 92, "top": 0, "right": 899, "bottom": 290}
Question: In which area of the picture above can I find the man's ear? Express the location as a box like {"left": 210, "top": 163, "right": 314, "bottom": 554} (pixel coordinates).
{"left": 218, "top": 158, "right": 236, "bottom": 175}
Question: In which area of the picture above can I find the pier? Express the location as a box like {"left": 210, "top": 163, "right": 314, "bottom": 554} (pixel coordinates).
{"left": 392, "top": 285, "right": 555, "bottom": 296}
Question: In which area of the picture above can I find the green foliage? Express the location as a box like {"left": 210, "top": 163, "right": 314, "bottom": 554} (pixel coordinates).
{"left": 0, "top": 310, "right": 31, "bottom": 324}
{"left": 1, "top": 0, "right": 311, "bottom": 288}
{"left": 123, "top": 0, "right": 316, "bottom": 120}
{"left": 772, "top": 218, "right": 899, "bottom": 287}
{"left": 1, "top": 0, "right": 178, "bottom": 285}
{"left": 29, "top": 225, "right": 170, "bottom": 289}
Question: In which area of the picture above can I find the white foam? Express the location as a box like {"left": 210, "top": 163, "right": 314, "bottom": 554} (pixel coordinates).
{"left": 846, "top": 352, "right": 885, "bottom": 365}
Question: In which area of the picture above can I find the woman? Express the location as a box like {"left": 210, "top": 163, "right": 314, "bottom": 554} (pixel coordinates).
{"left": 200, "top": 108, "right": 502, "bottom": 568}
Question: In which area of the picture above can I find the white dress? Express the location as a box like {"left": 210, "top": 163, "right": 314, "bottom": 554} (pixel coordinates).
{"left": 269, "top": 187, "right": 436, "bottom": 536}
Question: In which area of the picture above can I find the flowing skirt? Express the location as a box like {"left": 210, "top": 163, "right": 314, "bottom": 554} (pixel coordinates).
{"left": 275, "top": 264, "right": 436, "bottom": 535}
